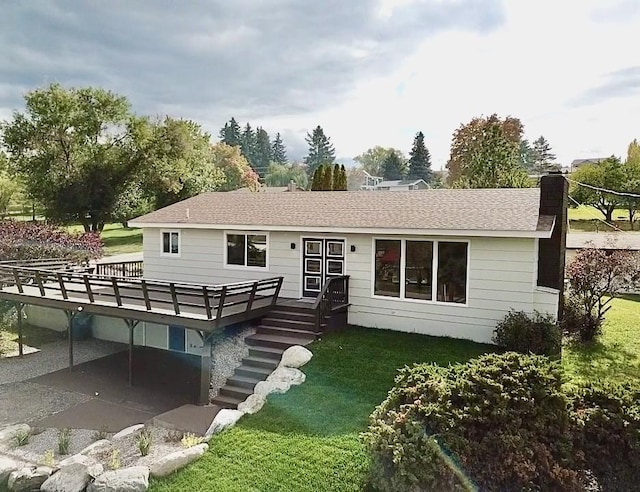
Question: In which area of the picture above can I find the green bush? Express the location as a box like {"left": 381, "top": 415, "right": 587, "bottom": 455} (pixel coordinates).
{"left": 492, "top": 310, "right": 561, "bottom": 356}
{"left": 363, "top": 352, "right": 583, "bottom": 491}
{"left": 561, "top": 294, "right": 602, "bottom": 342}
{"left": 567, "top": 383, "right": 640, "bottom": 491}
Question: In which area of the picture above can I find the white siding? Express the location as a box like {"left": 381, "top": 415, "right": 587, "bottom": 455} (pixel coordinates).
{"left": 141, "top": 228, "right": 559, "bottom": 344}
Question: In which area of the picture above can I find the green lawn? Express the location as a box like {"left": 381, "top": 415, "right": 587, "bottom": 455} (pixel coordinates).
{"left": 65, "top": 223, "right": 142, "bottom": 256}
{"left": 563, "top": 295, "right": 640, "bottom": 386}
{"left": 0, "top": 321, "right": 63, "bottom": 356}
{"left": 150, "top": 328, "right": 492, "bottom": 492}
{"left": 568, "top": 206, "right": 634, "bottom": 232}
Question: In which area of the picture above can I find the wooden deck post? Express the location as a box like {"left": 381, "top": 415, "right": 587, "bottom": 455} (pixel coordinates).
{"left": 199, "top": 336, "right": 213, "bottom": 406}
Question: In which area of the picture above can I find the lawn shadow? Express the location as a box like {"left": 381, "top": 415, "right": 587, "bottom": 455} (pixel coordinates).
{"left": 563, "top": 338, "right": 640, "bottom": 384}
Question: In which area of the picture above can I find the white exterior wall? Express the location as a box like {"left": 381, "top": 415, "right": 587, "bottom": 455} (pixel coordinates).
{"left": 141, "top": 227, "right": 560, "bottom": 344}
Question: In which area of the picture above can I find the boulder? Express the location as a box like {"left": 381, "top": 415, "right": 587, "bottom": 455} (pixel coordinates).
{"left": 111, "top": 424, "right": 144, "bottom": 440}
{"left": 237, "top": 394, "right": 266, "bottom": 415}
{"left": 41, "top": 462, "right": 104, "bottom": 492}
{"left": 267, "top": 367, "right": 306, "bottom": 386}
{"left": 0, "top": 424, "right": 30, "bottom": 447}
{"left": 204, "top": 409, "right": 243, "bottom": 438}
{"left": 149, "top": 443, "right": 208, "bottom": 478}
{"left": 79, "top": 439, "right": 111, "bottom": 456}
{"left": 57, "top": 454, "right": 99, "bottom": 469}
{"left": 87, "top": 466, "right": 149, "bottom": 492}
{"left": 253, "top": 380, "right": 291, "bottom": 397}
{"left": 7, "top": 466, "right": 52, "bottom": 492}
{"left": 0, "top": 457, "right": 23, "bottom": 489}
{"left": 278, "top": 346, "right": 312, "bottom": 368}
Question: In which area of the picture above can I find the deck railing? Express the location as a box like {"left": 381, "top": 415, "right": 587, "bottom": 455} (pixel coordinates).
{"left": 94, "top": 260, "right": 143, "bottom": 278}
{"left": 312, "top": 275, "right": 350, "bottom": 332}
{"left": 0, "top": 265, "right": 283, "bottom": 329}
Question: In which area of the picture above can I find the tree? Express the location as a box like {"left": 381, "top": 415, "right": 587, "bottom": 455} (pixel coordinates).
{"left": 407, "top": 131, "right": 432, "bottom": 183}
{"left": 0, "top": 83, "right": 150, "bottom": 232}
{"left": 271, "top": 132, "right": 288, "bottom": 165}
{"left": 335, "top": 164, "right": 348, "bottom": 191}
{"left": 565, "top": 244, "right": 639, "bottom": 342}
{"left": 311, "top": 166, "right": 323, "bottom": 191}
{"left": 211, "top": 143, "right": 259, "bottom": 192}
{"left": 620, "top": 141, "right": 640, "bottom": 229}
{"left": 532, "top": 136, "right": 558, "bottom": 174}
{"left": 253, "top": 127, "right": 272, "bottom": 179}
{"left": 519, "top": 139, "right": 537, "bottom": 173}
{"left": 321, "top": 164, "right": 333, "bottom": 190}
{"left": 240, "top": 123, "right": 256, "bottom": 170}
{"left": 569, "top": 157, "right": 624, "bottom": 222}
{"left": 354, "top": 146, "right": 400, "bottom": 177}
{"left": 331, "top": 163, "right": 340, "bottom": 190}
{"left": 447, "top": 115, "right": 530, "bottom": 188}
{"left": 304, "top": 126, "right": 335, "bottom": 177}
{"left": 381, "top": 151, "right": 407, "bottom": 180}
{"left": 264, "top": 162, "right": 308, "bottom": 189}
{"left": 446, "top": 114, "right": 524, "bottom": 185}
{"left": 219, "top": 117, "right": 242, "bottom": 147}
{"left": 0, "top": 152, "right": 16, "bottom": 218}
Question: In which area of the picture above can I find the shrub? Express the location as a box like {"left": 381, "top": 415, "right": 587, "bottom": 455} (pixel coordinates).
{"left": 567, "top": 383, "right": 640, "bottom": 491}
{"left": 181, "top": 433, "right": 204, "bottom": 448}
{"left": 108, "top": 449, "right": 121, "bottom": 470}
{"left": 492, "top": 310, "right": 561, "bottom": 356}
{"left": 164, "top": 430, "right": 184, "bottom": 443}
{"left": 136, "top": 428, "right": 152, "bottom": 456}
{"left": 14, "top": 429, "right": 30, "bottom": 447}
{"left": 363, "top": 352, "right": 583, "bottom": 492}
{"left": 58, "top": 428, "right": 71, "bottom": 455}
{"left": 42, "top": 449, "right": 55, "bottom": 467}
{"left": 92, "top": 425, "right": 109, "bottom": 442}
{"left": 561, "top": 294, "right": 602, "bottom": 342}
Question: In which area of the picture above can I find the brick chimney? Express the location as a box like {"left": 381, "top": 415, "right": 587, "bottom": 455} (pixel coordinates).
{"left": 537, "top": 172, "right": 568, "bottom": 318}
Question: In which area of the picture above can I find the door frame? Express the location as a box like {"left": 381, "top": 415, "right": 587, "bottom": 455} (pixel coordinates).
{"left": 299, "top": 236, "right": 347, "bottom": 299}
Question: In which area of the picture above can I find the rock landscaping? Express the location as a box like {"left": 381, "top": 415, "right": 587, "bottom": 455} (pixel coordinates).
{"left": 0, "top": 344, "right": 314, "bottom": 490}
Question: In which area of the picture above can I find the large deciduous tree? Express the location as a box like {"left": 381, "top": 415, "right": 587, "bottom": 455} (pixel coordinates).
{"left": 407, "top": 131, "right": 432, "bottom": 183}
{"left": 354, "top": 146, "right": 400, "bottom": 177}
{"left": 0, "top": 152, "right": 16, "bottom": 218}
{"left": 264, "top": 162, "right": 308, "bottom": 189}
{"left": 304, "top": 126, "right": 336, "bottom": 177}
{"left": 381, "top": 151, "right": 407, "bottom": 180}
{"left": 210, "top": 143, "right": 259, "bottom": 192}
{"left": 619, "top": 141, "right": 640, "bottom": 229}
{"left": 569, "top": 157, "right": 624, "bottom": 223}
{"left": 271, "top": 133, "right": 288, "bottom": 165}
{"left": 446, "top": 114, "right": 524, "bottom": 186}
{"left": 447, "top": 114, "right": 530, "bottom": 188}
{"left": 1, "top": 83, "right": 148, "bottom": 231}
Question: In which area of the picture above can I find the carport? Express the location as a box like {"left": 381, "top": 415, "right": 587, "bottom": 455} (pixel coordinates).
{"left": 0, "top": 265, "right": 283, "bottom": 406}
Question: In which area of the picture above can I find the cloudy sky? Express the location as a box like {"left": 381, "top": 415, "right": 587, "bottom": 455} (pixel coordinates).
{"left": 1, "top": 0, "right": 638, "bottom": 168}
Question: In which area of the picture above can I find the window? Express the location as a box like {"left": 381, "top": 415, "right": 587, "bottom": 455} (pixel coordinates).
{"left": 374, "top": 239, "right": 401, "bottom": 297}
{"left": 374, "top": 239, "right": 468, "bottom": 304}
{"left": 226, "top": 233, "right": 267, "bottom": 268}
{"left": 161, "top": 231, "right": 180, "bottom": 255}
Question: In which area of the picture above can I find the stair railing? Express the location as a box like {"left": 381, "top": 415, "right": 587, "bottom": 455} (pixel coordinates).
{"left": 311, "top": 275, "right": 350, "bottom": 332}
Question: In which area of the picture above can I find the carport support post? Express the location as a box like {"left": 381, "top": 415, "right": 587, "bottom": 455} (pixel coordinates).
{"left": 124, "top": 319, "right": 140, "bottom": 387}
{"left": 199, "top": 335, "right": 213, "bottom": 406}
{"left": 15, "top": 303, "right": 23, "bottom": 357}
{"left": 64, "top": 310, "right": 77, "bottom": 371}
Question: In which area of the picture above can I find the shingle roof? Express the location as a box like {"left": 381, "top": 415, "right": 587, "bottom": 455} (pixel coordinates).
{"left": 129, "top": 188, "right": 553, "bottom": 235}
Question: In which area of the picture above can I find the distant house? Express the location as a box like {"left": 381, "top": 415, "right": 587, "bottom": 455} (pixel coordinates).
{"left": 570, "top": 158, "right": 607, "bottom": 172}
{"left": 361, "top": 172, "right": 428, "bottom": 191}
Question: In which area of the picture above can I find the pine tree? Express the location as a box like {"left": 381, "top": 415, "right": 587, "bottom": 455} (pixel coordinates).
{"left": 254, "top": 127, "right": 272, "bottom": 179}
{"left": 271, "top": 133, "right": 288, "bottom": 165}
{"left": 532, "top": 136, "right": 558, "bottom": 174}
{"left": 241, "top": 123, "right": 256, "bottom": 171}
{"left": 219, "top": 117, "right": 241, "bottom": 147}
{"left": 407, "top": 131, "right": 432, "bottom": 183}
{"left": 331, "top": 163, "right": 340, "bottom": 191}
{"left": 519, "top": 139, "right": 537, "bottom": 173}
{"left": 381, "top": 151, "right": 407, "bottom": 180}
{"left": 304, "top": 126, "right": 336, "bottom": 178}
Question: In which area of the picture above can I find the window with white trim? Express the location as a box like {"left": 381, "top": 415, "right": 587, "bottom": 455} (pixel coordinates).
{"left": 374, "top": 239, "right": 468, "bottom": 304}
{"left": 161, "top": 231, "right": 180, "bottom": 256}
{"left": 226, "top": 233, "right": 268, "bottom": 268}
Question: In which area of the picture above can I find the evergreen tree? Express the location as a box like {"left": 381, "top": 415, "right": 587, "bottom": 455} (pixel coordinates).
{"left": 271, "top": 132, "right": 288, "bottom": 165}
{"left": 241, "top": 123, "right": 256, "bottom": 170}
{"left": 320, "top": 164, "right": 333, "bottom": 190}
{"left": 254, "top": 127, "right": 272, "bottom": 179}
{"left": 304, "top": 126, "right": 336, "bottom": 177}
{"left": 381, "top": 151, "right": 407, "bottom": 180}
{"left": 311, "top": 165, "right": 323, "bottom": 191}
{"left": 407, "top": 131, "right": 432, "bottom": 183}
{"left": 219, "top": 117, "right": 241, "bottom": 147}
{"left": 519, "top": 139, "right": 537, "bottom": 173}
{"left": 331, "top": 163, "right": 340, "bottom": 190}
{"left": 532, "top": 136, "right": 558, "bottom": 174}
{"left": 336, "top": 164, "right": 348, "bottom": 190}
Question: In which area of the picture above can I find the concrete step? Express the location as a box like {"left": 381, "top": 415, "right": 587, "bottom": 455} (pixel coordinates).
{"left": 243, "top": 355, "right": 279, "bottom": 370}
{"left": 210, "top": 394, "right": 242, "bottom": 409}
{"left": 246, "top": 333, "right": 315, "bottom": 350}
{"left": 260, "top": 317, "right": 319, "bottom": 332}
{"left": 235, "top": 364, "right": 273, "bottom": 379}
{"left": 257, "top": 325, "right": 320, "bottom": 339}
{"left": 219, "top": 385, "right": 253, "bottom": 401}
{"left": 248, "top": 345, "right": 285, "bottom": 360}
{"left": 227, "top": 374, "right": 262, "bottom": 390}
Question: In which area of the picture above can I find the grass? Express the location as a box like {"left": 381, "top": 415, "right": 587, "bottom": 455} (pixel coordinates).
{"left": 568, "top": 205, "right": 636, "bottom": 232}
{"left": 563, "top": 295, "right": 640, "bottom": 386}
{"left": 0, "top": 321, "right": 63, "bottom": 356}
{"left": 150, "top": 328, "right": 492, "bottom": 491}
{"left": 65, "top": 223, "right": 142, "bottom": 256}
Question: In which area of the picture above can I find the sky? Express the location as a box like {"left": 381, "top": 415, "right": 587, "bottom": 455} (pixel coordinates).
{"left": 0, "top": 0, "right": 638, "bottom": 169}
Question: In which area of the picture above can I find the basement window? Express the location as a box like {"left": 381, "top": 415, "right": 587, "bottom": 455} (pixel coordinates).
{"left": 373, "top": 238, "right": 468, "bottom": 304}
{"left": 161, "top": 230, "right": 180, "bottom": 256}
{"left": 226, "top": 233, "right": 268, "bottom": 269}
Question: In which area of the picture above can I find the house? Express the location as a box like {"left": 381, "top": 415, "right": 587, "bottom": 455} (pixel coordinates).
{"left": 570, "top": 157, "right": 607, "bottom": 172}
{"left": 566, "top": 232, "right": 640, "bottom": 264}
{"left": 125, "top": 173, "right": 568, "bottom": 344}
{"left": 360, "top": 172, "right": 429, "bottom": 191}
